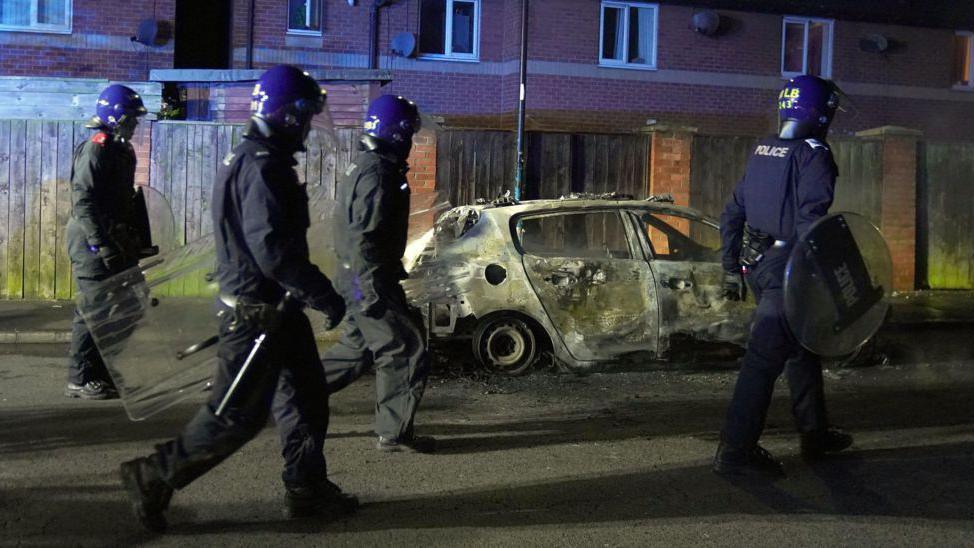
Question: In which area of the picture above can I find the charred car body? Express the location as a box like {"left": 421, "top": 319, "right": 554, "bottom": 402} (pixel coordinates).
{"left": 405, "top": 195, "right": 754, "bottom": 374}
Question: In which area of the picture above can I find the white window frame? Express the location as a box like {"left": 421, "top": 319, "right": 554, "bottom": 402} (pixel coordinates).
{"left": 954, "top": 30, "right": 974, "bottom": 91}
{"left": 0, "top": 0, "right": 72, "bottom": 34}
{"left": 780, "top": 16, "right": 834, "bottom": 78}
{"left": 286, "top": 0, "right": 322, "bottom": 36}
{"left": 598, "top": 1, "right": 659, "bottom": 71}
{"left": 418, "top": 0, "right": 481, "bottom": 62}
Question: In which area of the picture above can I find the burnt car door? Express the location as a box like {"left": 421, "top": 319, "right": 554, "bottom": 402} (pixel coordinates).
{"left": 517, "top": 209, "right": 660, "bottom": 362}
{"left": 634, "top": 209, "right": 751, "bottom": 354}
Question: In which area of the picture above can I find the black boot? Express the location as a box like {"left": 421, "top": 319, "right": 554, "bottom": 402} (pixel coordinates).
{"left": 119, "top": 457, "right": 173, "bottom": 533}
{"left": 713, "top": 442, "right": 785, "bottom": 479}
{"left": 284, "top": 478, "right": 359, "bottom": 519}
{"left": 801, "top": 428, "right": 853, "bottom": 460}
{"left": 376, "top": 434, "right": 436, "bottom": 453}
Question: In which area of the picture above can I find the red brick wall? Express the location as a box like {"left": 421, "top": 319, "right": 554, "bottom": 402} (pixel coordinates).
{"left": 0, "top": 0, "right": 175, "bottom": 81}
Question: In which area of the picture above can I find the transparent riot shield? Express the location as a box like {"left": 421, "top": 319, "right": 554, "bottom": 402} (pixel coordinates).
{"left": 78, "top": 234, "right": 219, "bottom": 421}
{"left": 783, "top": 212, "right": 892, "bottom": 357}
{"left": 132, "top": 185, "right": 178, "bottom": 259}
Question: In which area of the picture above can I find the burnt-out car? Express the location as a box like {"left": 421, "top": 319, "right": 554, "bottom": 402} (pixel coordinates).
{"left": 404, "top": 195, "right": 754, "bottom": 374}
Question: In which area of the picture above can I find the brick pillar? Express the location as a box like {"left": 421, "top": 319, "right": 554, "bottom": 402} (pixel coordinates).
{"left": 133, "top": 121, "right": 153, "bottom": 186}
{"left": 857, "top": 126, "right": 921, "bottom": 292}
{"left": 647, "top": 128, "right": 695, "bottom": 249}
{"left": 407, "top": 128, "right": 439, "bottom": 236}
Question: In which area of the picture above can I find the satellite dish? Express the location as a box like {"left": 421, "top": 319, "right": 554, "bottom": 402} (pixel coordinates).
{"left": 859, "top": 34, "right": 890, "bottom": 53}
{"left": 131, "top": 19, "right": 159, "bottom": 46}
{"left": 691, "top": 10, "right": 721, "bottom": 36}
{"left": 391, "top": 32, "right": 417, "bottom": 58}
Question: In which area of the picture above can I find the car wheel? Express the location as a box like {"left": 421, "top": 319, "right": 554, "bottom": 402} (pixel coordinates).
{"left": 473, "top": 315, "right": 539, "bottom": 376}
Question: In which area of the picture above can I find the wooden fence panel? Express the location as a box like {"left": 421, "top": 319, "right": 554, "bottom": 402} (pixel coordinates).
{"left": 7, "top": 120, "right": 27, "bottom": 298}
{"left": 830, "top": 138, "right": 883, "bottom": 226}
{"left": 436, "top": 130, "right": 649, "bottom": 206}
{"left": 53, "top": 121, "right": 77, "bottom": 299}
{"left": 689, "top": 135, "right": 757, "bottom": 220}
{"left": 39, "top": 121, "right": 59, "bottom": 298}
{"left": 921, "top": 142, "right": 974, "bottom": 289}
{"left": 0, "top": 121, "right": 10, "bottom": 298}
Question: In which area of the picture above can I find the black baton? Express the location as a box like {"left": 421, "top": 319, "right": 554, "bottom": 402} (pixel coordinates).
{"left": 215, "top": 292, "right": 291, "bottom": 417}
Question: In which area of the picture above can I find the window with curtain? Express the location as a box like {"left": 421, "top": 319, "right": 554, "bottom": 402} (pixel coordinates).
{"left": 0, "top": 0, "right": 71, "bottom": 33}
{"left": 954, "top": 32, "right": 973, "bottom": 88}
{"left": 419, "top": 0, "right": 480, "bottom": 60}
{"left": 781, "top": 16, "right": 834, "bottom": 78}
{"left": 287, "top": 0, "right": 322, "bottom": 35}
{"left": 600, "top": 1, "right": 658, "bottom": 69}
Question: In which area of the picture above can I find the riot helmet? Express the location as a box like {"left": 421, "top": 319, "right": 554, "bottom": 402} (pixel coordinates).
{"left": 777, "top": 75, "right": 841, "bottom": 140}
{"left": 363, "top": 95, "right": 421, "bottom": 158}
{"left": 88, "top": 84, "right": 148, "bottom": 141}
{"left": 250, "top": 65, "right": 333, "bottom": 149}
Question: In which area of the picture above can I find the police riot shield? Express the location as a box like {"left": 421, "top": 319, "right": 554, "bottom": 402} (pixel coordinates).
{"left": 78, "top": 233, "right": 220, "bottom": 421}
{"left": 783, "top": 212, "right": 892, "bottom": 357}
{"left": 133, "top": 185, "right": 179, "bottom": 257}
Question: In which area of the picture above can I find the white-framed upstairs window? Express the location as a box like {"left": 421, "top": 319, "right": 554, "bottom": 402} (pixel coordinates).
{"left": 0, "top": 0, "right": 71, "bottom": 34}
{"left": 953, "top": 31, "right": 974, "bottom": 90}
{"left": 287, "top": 0, "right": 322, "bottom": 35}
{"left": 781, "top": 16, "right": 833, "bottom": 78}
{"left": 418, "top": 0, "right": 480, "bottom": 61}
{"left": 599, "top": 1, "right": 658, "bottom": 70}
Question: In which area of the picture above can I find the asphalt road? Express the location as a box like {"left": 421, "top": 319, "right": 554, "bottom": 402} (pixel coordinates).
{"left": 2, "top": 344, "right": 973, "bottom": 547}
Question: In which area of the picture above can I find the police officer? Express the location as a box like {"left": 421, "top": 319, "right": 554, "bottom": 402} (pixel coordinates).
{"left": 120, "top": 65, "right": 353, "bottom": 532}
{"left": 319, "top": 95, "right": 433, "bottom": 453}
{"left": 64, "top": 85, "right": 148, "bottom": 400}
{"left": 713, "top": 75, "right": 853, "bottom": 478}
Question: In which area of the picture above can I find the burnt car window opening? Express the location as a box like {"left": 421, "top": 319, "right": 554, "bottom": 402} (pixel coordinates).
{"left": 518, "top": 211, "right": 632, "bottom": 260}
{"left": 642, "top": 213, "right": 721, "bottom": 262}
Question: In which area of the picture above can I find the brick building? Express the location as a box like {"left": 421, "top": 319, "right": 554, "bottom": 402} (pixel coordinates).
{"left": 3, "top": 1, "right": 974, "bottom": 137}
{"left": 2, "top": 1, "right": 974, "bottom": 293}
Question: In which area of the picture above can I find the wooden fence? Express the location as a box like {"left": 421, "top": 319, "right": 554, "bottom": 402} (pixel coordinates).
{"left": 689, "top": 136, "right": 884, "bottom": 224}
{"left": 0, "top": 120, "right": 87, "bottom": 299}
{"left": 436, "top": 130, "right": 651, "bottom": 205}
{"left": 920, "top": 142, "right": 974, "bottom": 289}
{"left": 3, "top": 120, "right": 974, "bottom": 298}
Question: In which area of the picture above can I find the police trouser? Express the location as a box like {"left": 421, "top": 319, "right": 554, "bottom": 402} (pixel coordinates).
{"left": 320, "top": 281, "right": 429, "bottom": 441}
{"left": 721, "top": 248, "right": 828, "bottom": 449}
{"left": 152, "top": 306, "right": 330, "bottom": 489}
{"left": 68, "top": 276, "right": 112, "bottom": 385}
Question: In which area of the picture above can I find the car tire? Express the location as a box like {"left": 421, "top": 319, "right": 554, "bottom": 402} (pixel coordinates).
{"left": 473, "top": 315, "right": 539, "bottom": 376}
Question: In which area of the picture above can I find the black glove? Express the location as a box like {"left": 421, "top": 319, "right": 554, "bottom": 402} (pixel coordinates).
{"left": 96, "top": 245, "right": 125, "bottom": 272}
{"left": 318, "top": 291, "right": 346, "bottom": 330}
{"left": 722, "top": 270, "right": 746, "bottom": 301}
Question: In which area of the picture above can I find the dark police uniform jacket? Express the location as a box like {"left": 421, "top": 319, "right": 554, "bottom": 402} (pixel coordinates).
{"left": 334, "top": 138, "right": 411, "bottom": 309}
{"left": 211, "top": 124, "right": 337, "bottom": 310}
{"left": 66, "top": 131, "right": 140, "bottom": 278}
{"left": 720, "top": 135, "right": 838, "bottom": 274}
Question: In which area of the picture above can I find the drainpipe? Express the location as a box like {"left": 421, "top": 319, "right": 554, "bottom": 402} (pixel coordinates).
{"left": 246, "top": 0, "right": 255, "bottom": 69}
{"left": 369, "top": 0, "right": 394, "bottom": 69}
{"left": 513, "top": 0, "right": 529, "bottom": 201}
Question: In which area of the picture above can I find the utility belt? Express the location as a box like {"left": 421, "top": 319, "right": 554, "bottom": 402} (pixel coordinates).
{"left": 219, "top": 293, "right": 288, "bottom": 332}
{"left": 739, "top": 224, "right": 787, "bottom": 270}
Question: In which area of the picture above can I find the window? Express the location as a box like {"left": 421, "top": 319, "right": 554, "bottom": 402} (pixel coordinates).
{"left": 419, "top": 0, "right": 480, "bottom": 60}
{"left": 287, "top": 0, "right": 321, "bottom": 35}
{"left": 781, "top": 16, "right": 833, "bottom": 78}
{"left": 0, "top": 0, "right": 71, "bottom": 33}
{"left": 599, "top": 1, "right": 658, "bottom": 69}
{"left": 517, "top": 211, "right": 632, "bottom": 260}
{"left": 954, "top": 31, "right": 973, "bottom": 89}
{"left": 642, "top": 213, "right": 720, "bottom": 262}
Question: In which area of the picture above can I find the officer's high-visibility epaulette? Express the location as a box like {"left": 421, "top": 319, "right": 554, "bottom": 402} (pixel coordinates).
{"left": 91, "top": 132, "right": 109, "bottom": 147}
